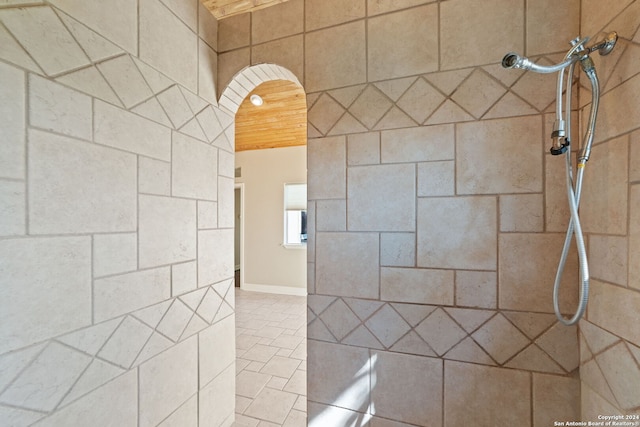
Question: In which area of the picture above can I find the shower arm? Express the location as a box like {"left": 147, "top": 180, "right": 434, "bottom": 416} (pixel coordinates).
{"left": 501, "top": 32, "right": 618, "bottom": 75}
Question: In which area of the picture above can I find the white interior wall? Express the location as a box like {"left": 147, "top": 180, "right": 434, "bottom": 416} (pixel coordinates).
{"left": 235, "top": 146, "right": 307, "bottom": 294}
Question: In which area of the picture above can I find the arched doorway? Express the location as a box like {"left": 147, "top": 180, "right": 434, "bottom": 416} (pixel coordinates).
{"left": 221, "top": 64, "right": 309, "bottom": 426}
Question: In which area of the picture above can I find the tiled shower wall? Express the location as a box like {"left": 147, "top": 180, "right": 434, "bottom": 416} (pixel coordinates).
{"left": 577, "top": 0, "right": 640, "bottom": 419}
{"left": 0, "top": 1, "right": 237, "bottom": 426}
{"left": 217, "top": 0, "right": 640, "bottom": 425}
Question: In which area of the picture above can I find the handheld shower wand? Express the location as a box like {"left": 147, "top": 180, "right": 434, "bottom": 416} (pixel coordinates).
{"left": 502, "top": 32, "right": 617, "bottom": 326}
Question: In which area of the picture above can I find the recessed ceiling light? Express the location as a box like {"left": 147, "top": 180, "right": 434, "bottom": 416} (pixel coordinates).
{"left": 250, "top": 94, "right": 263, "bottom": 106}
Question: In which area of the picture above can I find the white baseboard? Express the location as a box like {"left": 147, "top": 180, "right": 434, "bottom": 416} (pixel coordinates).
{"left": 240, "top": 282, "right": 307, "bottom": 296}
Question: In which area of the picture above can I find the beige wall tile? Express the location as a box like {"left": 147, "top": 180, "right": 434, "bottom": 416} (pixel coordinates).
{"left": 157, "top": 396, "right": 197, "bottom": 427}
{"left": 367, "top": 5, "right": 438, "bottom": 81}
{"left": 0, "top": 181, "right": 25, "bottom": 237}
{"left": 139, "top": 195, "right": 196, "bottom": 268}
{"left": 139, "top": 337, "right": 197, "bottom": 427}
{"left": 380, "top": 232, "right": 415, "bottom": 267}
{"left": 444, "top": 361, "right": 530, "bottom": 426}
{"left": 172, "top": 132, "right": 218, "bottom": 200}
{"left": 198, "top": 229, "right": 234, "bottom": 286}
{"left": 0, "top": 6, "right": 89, "bottom": 76}
{"left": 197, "top": 200, "right": 218, "bottom": 229}
{"left": 252, "top": 35, "right": 304, "bottom": 83}
{"left": 417, "top": 160, "right": 455, "bottom": 197}
{"left": 29, "top": 129, "right": 137, "bottom": 234}
{"left": 94, "top": 267, "right": 170, "bottom": 322}
{"left": 500, "top": 194, "right": 544, "bottom": 232}
{"left": 348, "top": 86, "right": 393, "bottom": 130}
{"left": 198, "top": 40, "right": 218, "bottom": 105}
{"left": 381, "top": 267, "right": 453, "bottom": 305}
{"left": 595, "top": 342, "right": 640, "bottom": 409}
{"left": 30, "top": 370, "right": 137, "bottom": 427}
{"left": 526, "top": 0, "right": 580, "bottom": 56}
{"left": 308, "top": 93, "right": 346, "bottom": 135}
{"left": 348, "top": 132, "right": 380, "bottom": 165}
{"left": 589, "top": 234, "right": 628, "bottom": 286}
{"left": 367, "top": 0, "right": 434, "bottom": 16}
{"left": 217, "top": 47, "right": 250, "bottom": 94}
{"left": 0, "top": 236, "right": 91, "bottom": 354}
{"left": 545, "top": 152, "right": 573, "bottom": 232}
{"left": 252, "top": 0, "right": 303, "bottom": 44}
{"left": 316, "top": 199, "right": 346, "bottom": 231}
{"left": 472, "top": 314, "right": 529, "bottom": 364}
{"left": 3, "top": 343, "right": 91, "bottom": 411}
{"left": 441, "top": 0, "right": 524, "bottom": 70}
{"left": 157, "top": 86, "right": 193, "bottom": 128}
{"left": 316, "top": 232, "right": 379, "bottom": 299}
{"left": 455, "top": 271, "right": 497, "bottom": 309}
{"left": 140, "top": 0, "right": 198, "bottom": 91}
{"left": 631, "top": 185, "right": 640, "bottom": 290}
{"left": 581, "top": 137, "right": 629, "bottom": 235}
{"left": 172, "top": 261, "right": 197, "bottom": 296}
{"left": 450, "top": 69, "right": 506, "bottom": 119}
{"left": 536, "top": 323, "right": 579, "bottom": 372}
{"left": 308, "top": 136, "right": 346, "bottom": 200}
{"left": 417, "top": 196, "right": 497, "bottom": 270}
{"left": 305, "top": 21, "right": 366, "bottom": 92}
{"left": 306, "top": 0, "right": 365, "bottom": 31}
{"left": 396, "top": 78, "right": 445, "bottom": 123}
{"left": 93, "top": 233, "right": 137, "bottom": 278}
{"left": 55, "top": 11, "right": 124, "bottom": 63}
{"left": 159, "top": 0, "right": 198, "bottom": 31}
{"left": 0, "top": 23, "right": 42, "bottom": 73}
{"left": 347, "top": 164, "right": 415, "bottom": 231}
{"left": 307, "top": 340, "right": 371, "bottom": 412}
{"left": 198, "top": 2, "right": 218, "bottom": 50}
{"left": 29, "top": 74, "right": 92, "bottom": 140}
{"left": 631, "top": 131, "right": 640, "bottom": 183}
{"left": 94, "top": 100, "right": 172, "bottom": 161}
{"left": 594, "top": 73, "right": 640, "bottom": 143}
{"left": 581, "top": 0, "right": 634, "bottom": 40}
{"left": 0, "top": 62, "right": 24, "bottom": 180}
{"left": 48, "top": 0, "right": 138, "bottom": 54}
{"left": 457, "top": 116, "right": 542, "bottom": 194}
{"left": 532, "top": 374, "right": 580, "bottom": 427}
{"left": 415, "top": 309, "right": 466, "bottom": 356}
{"left": 372, "top": 351, "right": 442, "bottom": 425}
{"left": 580, "top": 382, "right": 628, "bottom": 424}
{"left": 199, "top": 364, "right": 235, "bottom": 427}
{"left": 98, "top": 316, "right": 153, "bottom": 367}
{"left": 139, "top": 157, "right": 171, "bottom": 196}
{"left": 589, "top": 280, "right": 640, "bottom": 347}
{"left": 217, "top": 176, "right": 234, "bottom": 228}
{"left": 199, "top": 315, "right": 235, "bottom": 386}
{"left": 217, "top": 13, "right": 250, "bottom": 52}
{"left": 98, "top": 55, "right": 153, "bottom": 109}
{"left": 499, "top": 233, "right": 578, "bottom": 313}
{"left": 381, "top": 125, "right": 454, "bottom": 163}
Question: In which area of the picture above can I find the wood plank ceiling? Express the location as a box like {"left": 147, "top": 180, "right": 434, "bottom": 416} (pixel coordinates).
{"left": 235, "top": 80, "right": 307, "bottom": 152}
{"left": 200, "top": 0, "right": 291, "bottom": 19}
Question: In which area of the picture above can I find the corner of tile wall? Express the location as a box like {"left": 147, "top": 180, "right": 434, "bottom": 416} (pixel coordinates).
{"left": 0, "top": 1, "right": 235, "bottom": 426}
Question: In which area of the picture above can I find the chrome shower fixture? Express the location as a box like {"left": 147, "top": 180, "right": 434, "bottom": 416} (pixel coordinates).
{"left": 501, "top": 32, "right": 618, "bottom": 73}
{"left": 501, "top": 32, "right": 618, "bottom": 326}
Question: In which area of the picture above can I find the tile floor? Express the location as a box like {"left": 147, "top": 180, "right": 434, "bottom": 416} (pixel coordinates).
{"left": 233, "top": 289, "right": 307, "bottom": 427}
